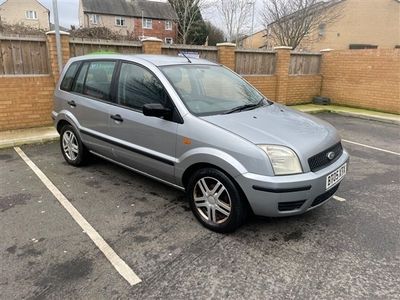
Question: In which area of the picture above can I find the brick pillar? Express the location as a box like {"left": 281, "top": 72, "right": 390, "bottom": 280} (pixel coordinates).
{"left": 274, "top": 46, "right": 292, "bottom": 104}
{"left": 46, "top": 31, "right": 71, "bottom": 84}
{"left": 142, "top": 38, "right": 163, "bottom": 55}
{"left": 217, "top": 43, "right": 236, "bottom": 70}
{"left": 319, "top": 49, "right": 334, "bottom": 98}
{"left": 319, "top": 48, "right": 333, "bottom": 75}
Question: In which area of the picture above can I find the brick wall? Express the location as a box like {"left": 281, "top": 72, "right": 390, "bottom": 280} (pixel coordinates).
{"left": 286, "top": 75, "right": 322, "bottom": 105}
{"left": 0, "top": 75, "right": 54, "bottom": 130}
{"left": 1, "top": 36, "right": 399, "bottom": 131}
{"left": 321, "top": 49, "right": 400, "bottom": 113}
{"left": 244, "top": 75, "right": 277, "bottom": 101}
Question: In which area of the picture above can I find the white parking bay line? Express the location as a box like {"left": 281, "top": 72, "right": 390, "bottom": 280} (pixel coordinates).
{"left": 342, "top": 139, "right": 400, "bottom": 156}
{"left": 14, "top": 147, "right": 141, "bottom": 286}
{"left": 333, "top": 195, "right": 346, "bottom": 202}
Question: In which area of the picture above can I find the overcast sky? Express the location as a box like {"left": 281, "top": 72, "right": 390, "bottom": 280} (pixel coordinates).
{"left": 22, "top": 0, "right": 264, "bottom": 32}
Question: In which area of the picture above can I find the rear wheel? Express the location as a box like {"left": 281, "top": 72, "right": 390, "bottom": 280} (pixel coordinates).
{"left": 60, "top": 125, "right": 87, "bottom": 166}
{"left": 187, "top": 168, "right": 247, "bottom": 233}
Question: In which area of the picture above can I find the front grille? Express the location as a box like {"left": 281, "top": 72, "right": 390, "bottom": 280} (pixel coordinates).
{"left": 278, "top": 200, "right": 306, "bottom": 211}
{"left": 308, "top": 142, "right": 343, "bottom": 172}
{"left": 311, "top": 184, "right": 340, "bottom": 207}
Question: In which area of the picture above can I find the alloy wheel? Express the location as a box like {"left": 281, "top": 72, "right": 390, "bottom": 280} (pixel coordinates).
{"left": 193, "top": 177, "right": 232, "bottom": 224}
{"left": 62, "top": 130, "right": 79, "bottom": 161}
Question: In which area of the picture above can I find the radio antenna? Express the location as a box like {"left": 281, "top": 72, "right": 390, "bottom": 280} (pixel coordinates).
{"left": 179, "top": 51, "right": 192, "bottom": 63}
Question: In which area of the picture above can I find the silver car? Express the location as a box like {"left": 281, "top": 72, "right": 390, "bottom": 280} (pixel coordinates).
{"left": 53, "top": 54, "right": 349, "bottom": 232}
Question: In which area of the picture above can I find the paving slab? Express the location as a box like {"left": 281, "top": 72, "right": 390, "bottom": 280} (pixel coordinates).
{"left": 291, "top": 104, "right": 400, "bottom": 125}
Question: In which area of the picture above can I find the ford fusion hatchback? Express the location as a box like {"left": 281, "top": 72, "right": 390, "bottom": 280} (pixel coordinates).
{"left": 53, "top": 54, "right": 349, "bottom": 232}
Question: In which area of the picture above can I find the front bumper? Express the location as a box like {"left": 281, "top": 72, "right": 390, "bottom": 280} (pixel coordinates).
{"left": 235, "top": 150, "right": 349, "bottom": 217}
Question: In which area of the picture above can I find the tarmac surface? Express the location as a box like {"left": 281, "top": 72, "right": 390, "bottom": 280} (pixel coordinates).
{"left": 1, "top": 113, "right": 399, "bottom": 299}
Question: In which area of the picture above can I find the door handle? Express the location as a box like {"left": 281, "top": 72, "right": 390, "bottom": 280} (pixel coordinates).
{"left": 110, "top": 114, "right": 123, "bottom": 123}
{"left": 67, "top": 100, "right": 76, "bottom": 107}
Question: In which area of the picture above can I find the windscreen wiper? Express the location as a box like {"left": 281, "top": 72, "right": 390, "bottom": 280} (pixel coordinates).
{"left": 224, "top": 99, "right": 264, "bottom": 114}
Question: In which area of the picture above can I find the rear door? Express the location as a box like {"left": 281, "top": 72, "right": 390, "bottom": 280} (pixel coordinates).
{"left": 109, "top": 61, "right": 179, "bottom": 183}
{"left": 66, "top": 60, "right": 117, "bottom": 157}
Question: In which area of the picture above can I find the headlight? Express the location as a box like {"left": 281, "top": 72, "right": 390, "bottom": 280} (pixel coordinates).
{"left": 258, "top": 145, "right": 302, "bottom": 175}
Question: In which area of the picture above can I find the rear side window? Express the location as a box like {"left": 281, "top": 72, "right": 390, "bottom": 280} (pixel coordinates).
{"left": 117, "top": 63, "right": 169, "bottom": 110}
{"left": 84, "top": 61, "right": 116, "bottom": 101}
{"left": 60, "top": 62, "right": 80, "bottom": 91}
{"left": 72, "top": 62, "right": 89, "bottom": 94}
{"left": 71, "top": 61, "right": 116, "bottom": 102}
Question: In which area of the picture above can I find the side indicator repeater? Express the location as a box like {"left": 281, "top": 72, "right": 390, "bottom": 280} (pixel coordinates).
{"left": 183, "top": 137, "right": 192, "bottom": 145}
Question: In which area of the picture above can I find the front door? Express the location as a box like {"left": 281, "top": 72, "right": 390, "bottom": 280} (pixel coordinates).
{"left": 109, "top": 62, "right": 178, "bottom": 183}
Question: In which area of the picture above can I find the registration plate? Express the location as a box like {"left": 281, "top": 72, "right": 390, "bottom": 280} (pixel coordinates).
{"left": 326, "top": 163, "right": 347, "bottom": 190}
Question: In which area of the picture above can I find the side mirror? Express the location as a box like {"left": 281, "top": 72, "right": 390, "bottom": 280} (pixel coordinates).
{"left": 143, "top": 103, "right": 172, "bottom": 119}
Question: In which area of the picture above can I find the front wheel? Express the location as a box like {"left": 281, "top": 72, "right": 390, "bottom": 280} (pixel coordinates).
{"left": 187, "top": 168, "right": 247, "bottom": 233}
{"left": 60, "top": 125, "right": 87, "bottom": 166}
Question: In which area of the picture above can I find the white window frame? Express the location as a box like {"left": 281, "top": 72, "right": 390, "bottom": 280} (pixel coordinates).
{"left": 25, "top": 10, "right": 38, "bottom": 20}
{"left": 115, "top": 16, "right": 126, "bottom": 27}
{"left": 165, "top": 37, "right": 173, "bottom": 45}
{"left": 165, "top": 20, "right": 172, "bottom": 31}
{"left": 143, "top": 18, "right": 152, "bottom": 29}
{"left": 89, "top": 14, "right": 99, "bottom": 25}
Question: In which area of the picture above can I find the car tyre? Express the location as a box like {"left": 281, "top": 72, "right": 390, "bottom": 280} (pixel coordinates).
{"left": 60, "top": 124, "right": 87, "bottom": 166}
{"left": 187, "top": 168, "right": 247, "bottom": 233}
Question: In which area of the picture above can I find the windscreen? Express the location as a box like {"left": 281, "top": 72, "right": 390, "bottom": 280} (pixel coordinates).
{"left": 160, "top": 65, "right": 265, "bottom": 116}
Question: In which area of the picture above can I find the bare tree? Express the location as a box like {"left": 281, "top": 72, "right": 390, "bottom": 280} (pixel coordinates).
{"left": 169, "top": 0, "right": 212, "bottom": 44}
{"left": 217, "top": 0, "right": 252, "bottom": 44}
{"left": 261, "top": 0, "right": 344, "bottom": 49}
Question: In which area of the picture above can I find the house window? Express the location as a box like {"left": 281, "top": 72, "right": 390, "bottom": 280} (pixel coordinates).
{"left": 115, "top": 16, "right": 125, "bottom": 27}
{"left": 165, "top": 20, "right": 172, "bottom": 30}
{"left": 25, "top": 11, "right": 37, "bottom": 20}
{"left": 349, "top": 44, "right": 378, "bottom": 50}
{"left": 89, "top": 14, "right": 99, "bottom": 25}
{"left": 318, "top": 23, "right": 326, "bottom": 37}
{"left": 143, "top": 18, "right": 152, "bottom": 29}
{"left": 165, "top": 38, "right": 173, "bottom": 45}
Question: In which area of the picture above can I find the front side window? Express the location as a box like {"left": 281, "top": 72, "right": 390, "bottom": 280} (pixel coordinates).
{"left": 60, "top": 62, "right": 80, "bottom": 91}
{"left": 25, "top": 10, "right": 37, "bottom": 19}
{"left": 165, "top": 20, "right": 172, "bottom": 30}
{"left": 161, "top": 65, "right": 264, "bottom": 116}
{"left": 143, "top": 18, "right": 152, "bottom": 29}
{"left": 117, "top": 63, "right": 169, "bottom": 110}
{"left": 115, "top": 16, "right": 125, "bottom": 27}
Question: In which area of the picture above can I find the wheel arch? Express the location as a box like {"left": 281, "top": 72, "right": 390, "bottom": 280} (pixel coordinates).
{"left": 56, "top": 119, "right": 72, "bottom": 133}
{"left": 181, "top": 162, "right": 254, "bottom": 215}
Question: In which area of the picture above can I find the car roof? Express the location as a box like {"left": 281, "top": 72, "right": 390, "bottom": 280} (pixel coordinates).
{"left": 69, "top": 54, "right": 219, "bottom": 67}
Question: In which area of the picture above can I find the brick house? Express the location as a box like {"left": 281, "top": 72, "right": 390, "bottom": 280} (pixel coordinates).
{"left": 241, "top": 0, "right": 400, "bottom": 50}
{"left": 0, "top": 0, "right": 50, "bottom": 30}
{"left": 79, "top": 0, "right": 178, "bottom": 44}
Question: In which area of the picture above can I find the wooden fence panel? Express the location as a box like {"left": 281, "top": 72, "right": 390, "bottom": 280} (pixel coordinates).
{"left": 12, "top": 40, "right": 23, "bottom": 74}
{"left": 289, "top": 53, "right": 321, "bottom": 75}
{"left": 69, "top": 39, "right": 143, "bottom": 57}
{"left": 21, "top": 41, "right": 33, "bottom": 74}
{"left": 235, "top": 50, "right": 276, "bottom": 75}
{"left": 161, "top": 45, "right": 218, "bottom": 62}
{"left": 0, "top": 35, "right": 49, "bottom": 75}
{"left": 1, "top": 40, "right": 14, "bottom": 74}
